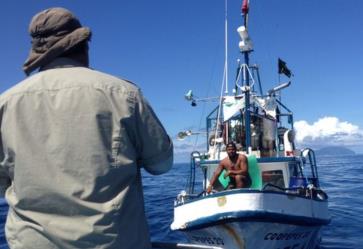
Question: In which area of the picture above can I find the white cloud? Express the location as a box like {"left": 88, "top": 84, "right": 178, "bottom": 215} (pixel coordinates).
{"left": 172, "top": 137, "right": 206, "bottom": 163}
{"left": 173, "top": 116, "right": 363, "bottom": 161}
{"left": 294, "top": 116, "right": 363, "bottom": 149}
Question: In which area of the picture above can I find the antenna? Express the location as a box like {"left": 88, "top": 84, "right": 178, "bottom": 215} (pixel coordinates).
{"left": 224, "top": 0, "right": 228, "bottom": 94}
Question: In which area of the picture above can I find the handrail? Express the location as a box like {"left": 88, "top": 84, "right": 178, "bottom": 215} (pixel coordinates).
{"left": 302, "top": 148, "right": 320, "bottom": 187}
{"left": 187, "top": 152, "right": 201, "bottom": 194}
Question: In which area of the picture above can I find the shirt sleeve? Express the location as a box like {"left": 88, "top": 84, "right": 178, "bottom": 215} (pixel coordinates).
{"left": 133, "top": 89, "right": 173, "bottom": 175}
{"left": 0, "top": 107, "right": 10, "bottom": 197}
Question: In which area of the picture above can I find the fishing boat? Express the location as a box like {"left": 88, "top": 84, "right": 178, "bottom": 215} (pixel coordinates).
{"left": 170, "top": 1, "right": 331, "bottom": 249}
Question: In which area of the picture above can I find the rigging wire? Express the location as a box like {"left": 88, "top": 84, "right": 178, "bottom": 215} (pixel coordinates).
{"left": 253, "top": 1, "right": 276, "bottom": 92}
{"left": 192, "top": 41, "right": 221, "bottom": 151}
{"left": 192, "top": 0, "right": 229, "bottom": 152}
{"left": 212, "top": 0, "right": 229, "bottom": 153}
{"left": 212, "top": 57, "right": 227, "bottom": 153}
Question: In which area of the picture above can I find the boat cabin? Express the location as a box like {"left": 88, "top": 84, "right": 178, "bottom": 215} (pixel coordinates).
{"left": 186, "top": 94, "right": 320, "bottom": 195}
{"left": 206, "top": 94, "right": 295, "bottom": 159}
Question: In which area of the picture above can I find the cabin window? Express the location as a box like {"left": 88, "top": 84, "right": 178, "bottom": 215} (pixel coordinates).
{"left": 260, "top": 117, "right": 277, "bottom": 157}
{"left": 288, "top": 162, "right": 300, "bottom": 177}
{"left": 262, "top": 170, "right": 285, "bottom": 188}
{"left": 225, "top": 119, "right": 244, "bottom": 148}
{"left": 277, "top": 127, "right": 288, "bottom": 152}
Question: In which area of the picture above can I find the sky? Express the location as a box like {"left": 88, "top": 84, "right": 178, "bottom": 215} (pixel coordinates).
{"left": 1, "top": 0, "right": 363, "bottom": 162}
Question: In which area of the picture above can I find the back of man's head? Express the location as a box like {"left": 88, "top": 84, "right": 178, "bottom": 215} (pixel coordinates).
{"left": 23, "top": 7, "right": 92, "bottom": 75}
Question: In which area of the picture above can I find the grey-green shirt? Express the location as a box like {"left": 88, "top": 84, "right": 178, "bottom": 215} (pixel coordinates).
{"left": 0, "top": 58, "right": 173, "bottom": 249}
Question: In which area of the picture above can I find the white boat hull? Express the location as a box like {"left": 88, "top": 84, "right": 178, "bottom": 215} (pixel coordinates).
{"left": 172, "top": 190, "right": 330, "bottom": 249}
{"left": 184, "top": 221, "right": 321, "bottom": 249}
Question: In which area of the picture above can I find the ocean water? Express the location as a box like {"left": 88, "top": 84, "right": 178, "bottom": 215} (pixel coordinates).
{"left": 0, "top": 154, "right": 362, "bottom": 248}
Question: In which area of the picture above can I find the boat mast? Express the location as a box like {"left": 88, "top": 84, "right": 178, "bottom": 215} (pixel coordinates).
{"left": 241, "top": 0, "right": 252, "bottom": 152}
{"left": 224, "top": 0, "right": 228, "bottom": 94}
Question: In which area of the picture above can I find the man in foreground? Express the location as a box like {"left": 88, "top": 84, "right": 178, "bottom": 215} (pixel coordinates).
{"left": 207, "top": 142, "right": 250, "bottom": 193}
{"left": 0, "top": 7, "right": 173, "bottom": 249}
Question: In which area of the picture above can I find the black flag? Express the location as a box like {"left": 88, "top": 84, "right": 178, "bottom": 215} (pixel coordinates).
{"left": 278, "top": 58, "right": 292, "bottom": 78}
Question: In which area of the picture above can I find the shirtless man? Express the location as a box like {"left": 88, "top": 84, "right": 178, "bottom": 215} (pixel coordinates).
{"left": 207, "top": 142, "right": 250, "bottom": 193}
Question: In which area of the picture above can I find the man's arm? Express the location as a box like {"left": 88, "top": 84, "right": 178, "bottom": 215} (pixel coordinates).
{"left": 207, "top": 162, "right": 225, "bottom": 193}
{"left": 133, "top": 89, "right": 173, "bottom": 175}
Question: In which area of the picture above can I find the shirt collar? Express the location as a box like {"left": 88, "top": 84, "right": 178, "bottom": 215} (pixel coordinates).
{"left": 40, "top": 57, "right": 87, "bottom": 71}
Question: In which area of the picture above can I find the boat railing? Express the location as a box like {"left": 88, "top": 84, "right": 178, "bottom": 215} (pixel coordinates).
{"left": 183, "top": 149, "right": 325, "bottom": 200}
{"left": 185, "top": 151, "right": 202, "bottom": 195}
{"left": 262, "top": 182, "right": 327, "bottom": 200}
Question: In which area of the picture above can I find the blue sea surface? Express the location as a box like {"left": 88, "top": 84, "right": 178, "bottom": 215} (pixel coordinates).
{"left": 0, "top": 154, "right": 362, "bottom": 248}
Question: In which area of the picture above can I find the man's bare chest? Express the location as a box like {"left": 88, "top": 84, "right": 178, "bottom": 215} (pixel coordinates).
{"left": 224, "top": 159, "right": 241, "bottom": 170}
